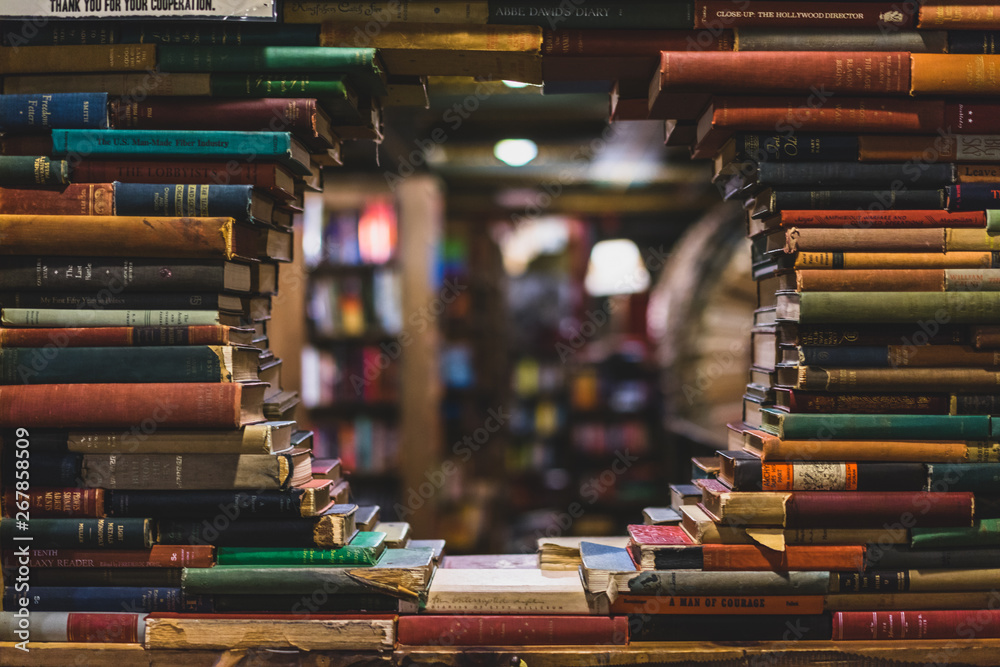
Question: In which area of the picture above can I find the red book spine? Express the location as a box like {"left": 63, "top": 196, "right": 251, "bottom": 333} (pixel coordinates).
{"left": 0, "top": 326, "right": 231, "bottom": 347}
{"left": 701, "top": 544, "right": 866, "bottom": 572}
{"left": 72, "top": 160, "right": 291, "bottom": 198}
{"left": 712, "top": 96, "right": 946, "bottom": 133}
{"left": 0, "top": 183, "right": 114, "bottom": 215}
{"left": 659, "top": 51, "right": 909, "bottom": 95}
{"left": 785, "top": 492, "right": 974, "bottom": 528}
{"left": 2, "top": 545, "right": 214, "bottom": 568}
{"left": 695, "top": 1, "right": 916, "bottom": 29}
{"left": 786, "top": 391, "right": 951, "bottom": 415}
{"left": 777, "top": 210, "right": 986, "bottom": 228}
{"left": 397, "top": 616, "right": 628, "bottom": 646}
{"left": 111, "top": 97, "right": 316, "bottom": 138}
{"left": 0, "top": 383, "right": 242, "bottom": 428}
{"left": 834, "top": 610, "right": 1000, "bottom": 640}
{"left": 2, "top": 487, "right": 105, "bottom": 518}
{"left": 67, "top": 613, "right": 142, "bottom": 643}
{"left": 541, "top": 29, "right": 733, "bottom": 55}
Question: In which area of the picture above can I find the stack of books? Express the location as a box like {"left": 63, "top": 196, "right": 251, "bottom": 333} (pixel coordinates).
{"left": 624, "top": 6, "right": 1000, "bottom": 643}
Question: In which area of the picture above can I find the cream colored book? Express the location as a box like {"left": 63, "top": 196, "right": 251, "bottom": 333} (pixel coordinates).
{"left": 425, "top": 568, "right": 591, "bottom": 614}
{"left": 144, "top": 614, "right": 394, "bottom": 650}
{"left": 536, "top": 535, "right": 631, "bottom": 570}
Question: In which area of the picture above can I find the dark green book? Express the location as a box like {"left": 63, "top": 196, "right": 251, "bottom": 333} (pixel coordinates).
{"left": 911, "top": 519, "right": 1000, "bottom": 548}
{"left": 760, "top": 409, "right": 991, "bottom": 440}
{"left": 0, "top": 346, "right": 260, "bottom": 384}
{"left": 0, "top": 518, "right": 151, "bottom": 549}
{"left": 927, "top": 463, "right": 1000, "bottom": 493}
{"left": 157, "top": 46, "right": 386, "bottom": 97}
{"left": 779, "top": 292, "right": 1000, "bottom": 325}
{"left": 618, "top": 570, "right": 830, "bottom": 596}
{"left": 208, "top": 593, "right": 404, "bottom": 613}
{"left": 0, "top": 156, "right": 70, "bottom": 186}
{"left": 215, "top": 531, "right": 387, "bottom": 566}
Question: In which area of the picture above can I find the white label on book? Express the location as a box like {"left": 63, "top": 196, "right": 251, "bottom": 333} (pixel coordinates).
{"left": 1, "top": 0, "right": 274, "bottom": 19}
{"left": 957, "top": 136, "right": 1000, "bottom": 162}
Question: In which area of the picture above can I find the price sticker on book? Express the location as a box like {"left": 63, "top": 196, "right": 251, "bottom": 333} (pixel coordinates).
{"left": 2, "top": 0, "right": 274, "bottom": 19}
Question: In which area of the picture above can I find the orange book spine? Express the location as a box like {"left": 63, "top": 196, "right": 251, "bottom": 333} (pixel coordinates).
{"left": 911, "top": 54, "right": 1000, "bottom": 95}
{"left": 0, "top": 184, "right": 114, "bottom": 215}
{"left": 793, "top": 251, "right": 995, "bottom": 269}
{"left": 776, "top": 210, "right": 985, "bottom": 228}
{"left": 610, "top": 594, "right": 826, "bottom": 615}
{"left": 701, "top": 544, "right": 866, "bottom": 572}
{"left": 0, "top": 44, "right": 156, "bottom": 74}
{"left": 785, "top": 228, "right": 947, "bottom": 253}
{"left": 0, "top": 383, "right": 243, "bottom": 428}
{"left": 0, "top": 326, "right": 234, "bottom": 347}
{"left": 918, "top": 4, "right": 1000, "bottom": 29}
{"left": 794, "top": 269, "right": 946, "bottom": 292}
{"left": 760, "top": 439, "right": 973, "bottom": 462}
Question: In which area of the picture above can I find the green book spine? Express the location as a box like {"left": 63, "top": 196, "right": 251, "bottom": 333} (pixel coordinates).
{"left": 0, "top": 346, "right": 225, "bottom": 384}
{"left": 0, "top": 518, "right": 151, "bottom": 548}
{"left": 0, "top": 156, "right": 70, "bottom": 186}
{"left": 49, "top": 130, "right": 309, "bottom": 176}
{"left": 157, "top": 46, "right": 386, "bottom": 96}
{"left": 798, "top": 292, "right": 1000, "bottom": 324}
{"left": 760, "top": 409, "right": 991, "bottom": 440}
{"left": 207, "top": 75, "right": 359, "bottom": 120}
{"left": 911, "top": 519, "right": 1000, "bottom": 548}
{"left": 216, "top": 531, "right": 385, "bottom": 565}
{"left": 621, "top": 570, "right": 830, "bottom": 596}
{"left": 926, "top": 464, "right": 1000, "bottom": 493}
{"left": 181, "top": 566, "right": 372, "bottom": 594}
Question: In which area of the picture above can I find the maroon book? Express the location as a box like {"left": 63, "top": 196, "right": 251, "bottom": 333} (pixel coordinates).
{"left": 542, "top": 28, "right": 733, "bottom": 56}
{"left": 695, "top": 1, "right": 916, "bottom": 29}
{"left": 110, "top": 97, "right": 333, "bottom": 151}
{"left": 786, "top": 492, "right": 974, "bottom": 529}
{"left": 834, "top": 610, "right": 1000, "bottom": 640}
{"left": 397, "top": 616, "right": 628, "bottom": 646}
{"left": 2, "top": 487, "right": 105, "bottom": 518}
{"left": 1, "top": 545, "right": 214, "bottom": 568}
{"left": 73, "top": 160, "right": 297, "bottom": 200}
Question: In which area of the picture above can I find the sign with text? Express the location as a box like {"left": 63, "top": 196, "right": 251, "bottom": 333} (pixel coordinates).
{"left": 1, "top": 0, "right": 274, "bottom": 19}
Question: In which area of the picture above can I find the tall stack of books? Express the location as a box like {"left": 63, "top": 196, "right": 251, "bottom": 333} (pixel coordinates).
{"left": 0, "top": 21, "right": 443, "bottom": 648}
{"left": 631, "top": 3, "right": 1000, "bottom": 642}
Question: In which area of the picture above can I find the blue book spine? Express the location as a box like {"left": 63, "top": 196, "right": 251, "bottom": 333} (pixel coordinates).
{"left": 113, "top": 183, "right": 253, "bottom": 221}
{"left": 3, "top": 586, "right": 207, "bottom": 612}
{"left": 948, "top": 184, "right": 1000, "bottom": 211}
{"left": 927, "top": 464, "right": 1000, "bottom": 493}
{"left": 798, "top": 346, "right": 890, "bottom": 367}
{"left": 1, "top": 451, "right": 81, "bottom": 487}
{"left": 0, "top": 93, "right": 108, "bottom": 131}
{"left": 0, "top": 347, "right": 225, "bottom": 385}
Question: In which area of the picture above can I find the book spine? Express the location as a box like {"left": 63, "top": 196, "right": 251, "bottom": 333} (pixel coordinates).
{"left": 766, "top": 412, "right": 989, "bottom": 440}
{"left": 3, "top": 24, "right": 118, "bottom": 46}
{"left": 1, "top": 487, "right": 104, "bottom": 518}
{"left": 1, "top": 309, "right": 227, "bottom": 328}
{"left": 785, "top": 492, "right": 974, "bottom": 528}
{"left": 798, "top": 346, "right": 890, "bottom": 367}
{"left": 112, "top": 97, "right": 317, "bottom": 138}
{"left": 794, "top": 251, "right": 998, "bottom": 270}
{"left": 113, "top": 183, "right": 253, "bottom": 221}
{"left": 762, "top": 462, "right": 926, "bottom": 492}
{"left": 793, "top": 269, "right": 953, "bottom": 292}
{"left": 206, "top": 75, "right": 355, "bottom": 104}
{"left": 949, "top": 184, "right": 1000, "bottom": 211}
{"left": 0, "top": 183, "right": 114, "bottom": 216}
{"left": 157, "top": 519, "right": 319, "bottom": 547}
{"left": 784, "top": 391, "right": 951, "bottom": 415}
{"left": 156, "top": 45, "right": 375, "bottom": 73}
{"left": 774, "top": 189, "right": 947, "bottom": 211}
{"left": 611, "top": 595, "right": 825, "bottom": 615}
{"left": 0, "top": 93, "right": 109, "bottom": 131}
{"left": 760, "top": 163, "right": 955, "bottom": 189}
{"left": 777, "top": 210, "right": 985, "bottom": 228}
{"left": 927, "top": 464, "right": 1000, "bottom": 493}
{"left": 761, "top": 439, "right": 985, "bottom": 464}
{"left": 3, "top": 586, "right": 195, "bottom": 613}
{"left": 119, "top": 23, "right": 321, "bottom": 46}
{"left": 1, "top": 545, "right": 215, "bottom": 568}
{"left": 0, "top": 383, "right": 244, "bottom": 428}
{"left": 800, "top": 345, "right": 1000, "bottom": 368}
{"left": 865, "top": 548, "right": 1000, "bottom": 570}
{"left": 911, "top": 520, "right": 1000, "bottom": 548}
{"left": 734, "top": 28, "right": 946, "bottom": 53}
{"left": 795, "top": 324, "right": 970, "bottom": 347}
{"left": 797, "top": 292, "right": 1000, "bottom": 324}
{"left": 0, "top": 258, "right": 233, "bottom": 292}
{"left": 180, "top": 566, "right": 364, "bottom": 594}
{"left": 955, "top": 394, "right": 1000, "bottom": 414}
{"left": 215, "top": 546, "right": 379, "bottom": 566}
{"left": 0, "top": 44, "right": 156, "bottom": 74}
{"left": 2, "top": 452, "right": 82, "bottom": 487}
{"left": 619, "top": 570, "right": 831, "bottom": 596}
{"left": 30, "top": 568, "right": 182, "bottom": 587}
{"left": 82, "top": 454, "right": 287, "bottom": 491}
{"left": 832, "top": 571, "right": 911, "bottom": 593}
{"left": 0, "top": 518, "right": 151, "bottom": 548}
{"left": 0, "top": 346, "right": 231, "bottom": 385}
{"left": 398, "top": 615, "right": 627, "bottom": 646}
{"left": 542, "top": 29, "right": 732, "bottom": 56}
{"left": 0, "top": 156, "right": 71, "bottom": 186}
{"left": 0, "top": 326, "right": 230, "bottom": 347}
{"left": 488, "top": 1, "right": 693, "bottom": 29}
{"left": 209, "top": 593, "right": 399, "bottom": 613}
{"left": 911, "top": 54, "right": 1000, "bottom": 95}
{"left": 734, "top": 133, "right": 859, "bottom": 162}
{"left": 283, "top": 1, "right": 486, "bottom": 24}
{"left": 0, "top": 611, "right": 145, "bottom": 643}
{"left": 833, "top": 610, "right": 1000, "bottom": 640}
{"left": 651, "top": 547, "right": 705, "bottom": 570}
{"left": 859, "top": 136, "right": 1000, "bottom": 163}
{"left": 948, "top": 31, "right": 1000, "bottom": 54}
{"left": 51, "top": 130, "right": 291, "bottom": 163}
{"left": 660, "top": 51, "right": 909, "bottom": 95}
{"left": 701, "top": 544, "right": 865, "bottom": 572}
{"left": 74, "top": 161, "right": 284, "bottom": 194}
{"left": 696, "top": 2, "right": 914, "bottom": 29}
{"left": 108, "top": 490, "right": 303, "bottom": 518}
{"left": 629, "top": 613, "right": 832, "bottom": 641}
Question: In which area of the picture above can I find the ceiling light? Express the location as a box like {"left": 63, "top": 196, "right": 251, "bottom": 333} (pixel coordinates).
{"left": 494, "top": 138, "right": 538, "bottom": 167}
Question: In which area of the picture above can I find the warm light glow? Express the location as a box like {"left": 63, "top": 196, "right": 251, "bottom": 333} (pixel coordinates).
{"left": 357, "top": 199, "right": 397, "bottom": 264}
{"left": 494, "top": 138, "right": 538, "bottom": 167}
{"left": 502, "top": 80, "right": 531, "bottom": 88}
{"left": 584, "top": 239, "right": 651, "bottom": 297}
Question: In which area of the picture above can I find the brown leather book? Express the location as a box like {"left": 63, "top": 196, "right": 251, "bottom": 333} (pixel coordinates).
{"left": 918, "top": 3, "right": 1000, "bottom": 29}
{"left": 0, "top": 183, "right": 113, "bottom": 215}
{"left": 701, "top": 544, "right": 865, "bottom": 571}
